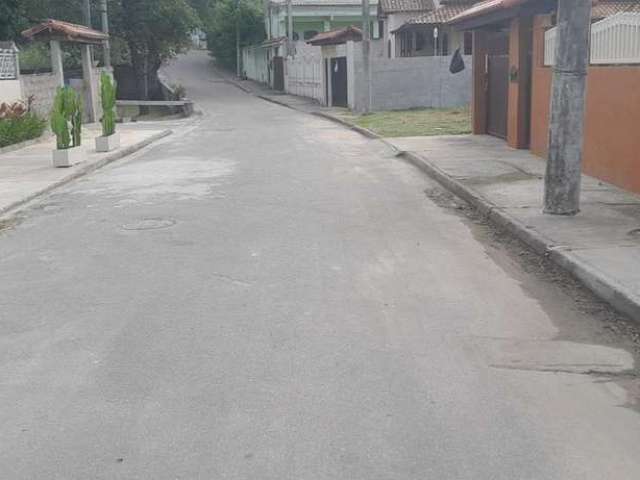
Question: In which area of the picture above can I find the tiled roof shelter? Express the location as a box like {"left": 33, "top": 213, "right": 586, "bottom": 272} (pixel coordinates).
{"left": 21, "top": 19, "right": 109, "bottom": 122}
{"left": 22, "top": 19, "right": 109, "bottom": 45}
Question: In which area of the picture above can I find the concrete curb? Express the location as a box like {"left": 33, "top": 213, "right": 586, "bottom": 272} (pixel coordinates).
{"left": 400, "top": 151, "right": 640, "bottom": 321}
{"left": 0, "top": 129, "right": 173, "bottom": 217}
{"left": 256, "top": 95, "right": 297, "bottom": 110}
{"left": 0, "top": 132, "right": 54, "bottom": 155}
{"left": 311, "top": 111, "right": 401, "bottom": 154}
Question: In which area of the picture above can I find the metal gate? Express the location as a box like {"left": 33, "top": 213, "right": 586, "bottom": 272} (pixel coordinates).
{"left": 330, "top": 57, "right": 348, "bottom": 107}
{"left": 273, "top": 56, "right": 285, "bottom": 91}
{"left": 486, "top": 54, "right": 509, "bottom": 139}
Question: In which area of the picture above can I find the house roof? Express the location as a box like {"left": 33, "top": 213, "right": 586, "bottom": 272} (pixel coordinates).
{"left": 379, "top": 0, "right": 434, "bottom": 14}
{"left": 448, "top": 0, "right": 640, "bottom": 27}
{"left": 393, "top": 3, "right": 477, "bottom": 32}
{"left": 22, "top": 19, "right": 108, "bottom": 44}
{"left": 272, "top": 0, "right": 377, "bottom": 6}
{"left": 262, "top": 36, "right": 288, "bottom": 47}
{"left": 307, "top": 25, "right": 363, "bottom": 45}
{"left": 447, "top": 0, "right": 531, "bottom": 26}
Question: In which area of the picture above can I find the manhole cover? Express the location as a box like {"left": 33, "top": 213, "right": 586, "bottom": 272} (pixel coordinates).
{"left": 628, "top": 228, "right": 640, "bottom": 238}
{"left": 122, "top": 218, "right": 176, "bottom": 231}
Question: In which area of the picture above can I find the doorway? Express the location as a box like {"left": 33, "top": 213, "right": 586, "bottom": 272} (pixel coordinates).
{"left": 330, "top": 57, "right": 348, "bottom": 107}
{"left": 273, "top": 56, "right": 285, "bottom": 91}
{"left": 485, "top": 30, "right": 510, "bottom": 139}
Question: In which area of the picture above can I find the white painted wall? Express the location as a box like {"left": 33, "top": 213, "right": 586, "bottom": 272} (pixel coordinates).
{"left": 242, "top": 46, "right": 270, "bottom": 84}
{"left": 0, "top": 80, "right": 22, "bottom": 104}
{"left": 285, "top": 41, "right": 324, "bottom": 103}
{"left": 382, "top": 13, "right": 415, "bottom": 58}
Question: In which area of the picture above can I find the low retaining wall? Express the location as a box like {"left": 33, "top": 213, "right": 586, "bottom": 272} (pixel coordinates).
{"left": 350, "top": 42, "right": 472, "bottom": 112}
{"left": 0, "top": 80, "right": 22, "bottom": 104}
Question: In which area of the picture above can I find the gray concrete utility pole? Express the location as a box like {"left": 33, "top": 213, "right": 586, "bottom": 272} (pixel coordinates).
{"left": 361, "top": 0, "right": 371, "bottom": 113}
{"left": 236, "top": 0, "right": 241, "bottom": 77}
{"left": 543, "top": 0, "right": 592, "bottom": 215}
{"left": 100, "top": 0, "right": 111, "bottom": 69}
{"left": 287, "top": 0, "right": 294, "bottom": 53}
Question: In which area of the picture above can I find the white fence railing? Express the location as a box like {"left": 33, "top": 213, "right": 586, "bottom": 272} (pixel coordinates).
{"left": 545, "top": 12, "right": 640, "bottom": 66}
{"left": 285, "top": 42, "right": 323, "bottom": 103}
{"left": 591, "top": 12, "right": 640, "bottom": 64}
{"left": 0, "top": 48, "right": 18, "bottom": 80}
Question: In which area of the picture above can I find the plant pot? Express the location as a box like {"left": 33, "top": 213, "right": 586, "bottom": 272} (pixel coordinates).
{"left": 95, "top": 132, "right": 121, "bottom": 153}
{"left": 52, "top": 145, "right": 85, "bottom": 168}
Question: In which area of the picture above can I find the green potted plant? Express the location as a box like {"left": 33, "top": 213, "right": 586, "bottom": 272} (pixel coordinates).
{"left": 50, "top": 86, "right": 83, "bottom": 167}
{"left": 95, "top": 72, "right": 120, "bottom": 152}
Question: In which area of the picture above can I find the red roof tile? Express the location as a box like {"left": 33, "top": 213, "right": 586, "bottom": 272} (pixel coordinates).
{"left": 307, "top": 26, "right": 363, "bottom": 45}
{"left": 395, "top": 2, "right": 479, "bottom": 31}
{"left": 379, "top": 0, "right": 434, "bottom": 13}
{"left": 22, "top": 19, "right": 109, "bottom": 44}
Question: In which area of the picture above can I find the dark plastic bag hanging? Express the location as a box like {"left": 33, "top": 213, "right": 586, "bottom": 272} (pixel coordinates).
{"left": 449, "top": 48, "right": 465, "bottom": 74}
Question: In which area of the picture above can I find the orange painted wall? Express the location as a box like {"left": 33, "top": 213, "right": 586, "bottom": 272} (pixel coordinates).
{"left": 530, "top": 15, "right": 640, "bottom": 193}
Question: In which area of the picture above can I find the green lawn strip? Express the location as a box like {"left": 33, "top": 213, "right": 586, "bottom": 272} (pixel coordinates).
{"left": 337, "top": 108, "right": 471, "bottom": 138}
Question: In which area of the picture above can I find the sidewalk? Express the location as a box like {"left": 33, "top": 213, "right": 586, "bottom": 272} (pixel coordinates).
{"left": 0, "top": 123, "right": 172, "bottom": 216}
{"left": 391, "top": 135, "right": 640, "bottom": 321}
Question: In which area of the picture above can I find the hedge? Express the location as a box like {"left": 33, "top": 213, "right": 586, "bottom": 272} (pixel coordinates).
{"left": 0, "top": 114, "right": 46, "bottom": 149}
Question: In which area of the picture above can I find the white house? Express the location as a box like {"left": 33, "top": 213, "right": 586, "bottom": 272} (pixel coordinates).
{"left": 377, "top": 0, "right": 435, "bottom": 58}
{"left": 266, "top": 0, "right": 380, "bottom": 42}
{"left": 391, "top": 0, "right": 477, "bottom": 57}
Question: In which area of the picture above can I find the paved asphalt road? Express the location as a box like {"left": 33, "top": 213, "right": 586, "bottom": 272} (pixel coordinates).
{"left": 2, "top": 51, "right": 640, "bottom": 479}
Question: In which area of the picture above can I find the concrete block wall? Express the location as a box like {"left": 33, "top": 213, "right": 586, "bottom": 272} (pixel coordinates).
{"left": 349, "top": 41, "right": 472, "bottom": 112}
{"left": 370, "top": 55, "right": 473, "bottom": 111}
{"left": 20, "top": 73, "right": 58, "bottom": 119}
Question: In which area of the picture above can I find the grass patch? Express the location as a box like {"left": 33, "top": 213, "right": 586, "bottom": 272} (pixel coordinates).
{"left": 339, "top": 107, "right": 471, "bottom": 138}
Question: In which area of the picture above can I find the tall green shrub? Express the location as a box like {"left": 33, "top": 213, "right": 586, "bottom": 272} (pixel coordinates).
{"left": 100, "top": 72, "right": 117, "bottom": 137}
{"left": 50, "top": 86, "right": 82, "bottom": 150}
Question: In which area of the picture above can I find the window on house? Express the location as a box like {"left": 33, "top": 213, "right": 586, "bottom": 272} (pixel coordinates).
{"left": 399, "top": 32, "right": 411, "bottom": 57}
{"left": 388, "top": 39, "right": 392, "bottom": 58}
{"left": 378, "top": 20, "right": 384, "bottom": 39}
{"left": 303, "top": 30, "right": 318, "bottom": 40}
{"left": 441, "top": 32, "right": 449, "bottom": 56}
{"left": 415, "top": 32, "right": 426, "bottom": 51}
{"left": 464, "top": 31, "right": 473, "bottom": 55}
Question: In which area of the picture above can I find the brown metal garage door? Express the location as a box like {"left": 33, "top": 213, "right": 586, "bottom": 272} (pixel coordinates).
{"left": 487, "top": 54, "right": 509, "bottom": 139}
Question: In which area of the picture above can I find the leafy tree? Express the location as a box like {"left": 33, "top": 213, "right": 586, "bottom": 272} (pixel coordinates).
{"left": 0, "top": 1, "right": 26, "bottom": 40}
{"left": 205, "top": 0, "right": 265, "bottom": 70}
{"left": 0, "top": 0, "right": 84, "bottom": 40}
{"left": 2, "top": 0, "right": 199, "bottom": 99}
{"left": 109, "top": 0, "right": 199, "bottom": 98}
